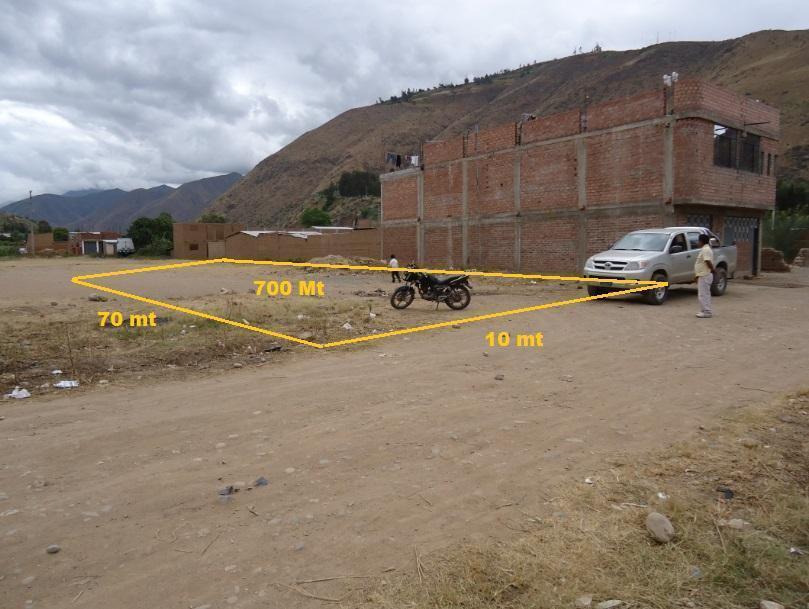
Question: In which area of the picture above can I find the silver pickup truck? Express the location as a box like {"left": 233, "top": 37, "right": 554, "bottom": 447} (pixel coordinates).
{"left": 583, "top": 226, "right": 737, "bottom": 305}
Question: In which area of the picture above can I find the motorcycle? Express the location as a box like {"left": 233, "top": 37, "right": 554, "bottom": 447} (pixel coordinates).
{"left": 390, "top": 265, "right": 472, "bottom": 310}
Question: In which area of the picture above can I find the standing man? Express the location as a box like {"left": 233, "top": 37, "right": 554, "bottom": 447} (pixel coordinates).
{"left": 389, "top": 254, "right": 401, "bottom": 283}
{"left": 694, "top": 234, "right": 715, "bottom": 318}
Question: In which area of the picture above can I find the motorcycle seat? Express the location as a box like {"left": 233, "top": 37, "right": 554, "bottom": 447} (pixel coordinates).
{"left": 428, "top": 274, "right": 465, "bottom": 285}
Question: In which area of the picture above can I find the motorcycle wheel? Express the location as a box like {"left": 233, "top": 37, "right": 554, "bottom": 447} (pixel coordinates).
{"left": 390, "top": 286, "right": 415, "bottom": 309}
{"left": 446, "top": 285, "right": 471, "bottom": 310}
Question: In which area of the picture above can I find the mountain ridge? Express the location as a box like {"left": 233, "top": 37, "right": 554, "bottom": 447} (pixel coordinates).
{"left": 2, "top": 173, "right": 242, "bottom": 231}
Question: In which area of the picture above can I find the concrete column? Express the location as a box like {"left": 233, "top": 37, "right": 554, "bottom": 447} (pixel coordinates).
{"left": 417, "top": 172, "right": 424, "bottom": 264}
{"left": 462, "top": 160, "right": 469, "bottom": 266}
{"left": 514, "top": 152, "right": 521, "bottom": 272}
{"left": 576, "top": 138, "right": 588, "bottom": 269}
{"left": 663, "top": 116, "right": 675, "bottom": 214}
{"left": 576, "top": 138, "right": 587, "bottom": 211}
{"left": 447, "top": 220, "right": 454, "bottom": 268}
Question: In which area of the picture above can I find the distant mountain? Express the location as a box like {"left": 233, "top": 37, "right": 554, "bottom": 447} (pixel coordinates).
{"left": 2, "top": 173, "right": 241, "bottom": 231}
{"left": 63, "top": 189, "right": 104, "bottom": 198}
{"left": 138, "top": 172, "right": 242, "bottom": 222}
{"left": 209, "top": 29, "right": 809, "bottom": 226}
{"left": 2, "top": 189, "right": 126, "bottom": 227}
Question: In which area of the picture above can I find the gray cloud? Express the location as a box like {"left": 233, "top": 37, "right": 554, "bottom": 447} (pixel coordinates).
{"left": 1, "top": 0, "right": 807, "bottom": 203}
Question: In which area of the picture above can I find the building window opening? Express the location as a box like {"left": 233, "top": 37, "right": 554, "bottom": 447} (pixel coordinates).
{"left": 767, "top": 153, "right": 772, "bottom": 176}
{"left": 713, "top": 124, "right": 763, "bottom": 174}
{"left": 713, "top": 125, "right": 737, "bottom": 169}
{"left": 189, "top": 243, "right": 199, "bottom": 251}
{"left": 740, "top": 133, "right": 762, "bottom": 173}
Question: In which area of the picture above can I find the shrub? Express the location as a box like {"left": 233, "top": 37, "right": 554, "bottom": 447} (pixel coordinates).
{"left": 198, "top": 212, "right": 227, "bottom": 223}
{"left": 53, "top": 227, "right": 69, "bottom": 241}
{"left": 137, "top": 237, "right": 173, "bottom": 257}
{"left": 300, "top": 208, "right": 331, "bottom": 227}
{"left": 338, "top": 171, "right": 380, "bottom": 197}
{"left": 764, "top": 207, "right": 809, "bottom": 262}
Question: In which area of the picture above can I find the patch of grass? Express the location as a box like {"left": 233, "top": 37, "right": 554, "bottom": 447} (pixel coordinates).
{"left": 357, "top": 392, "right": 809, "bottom": 609}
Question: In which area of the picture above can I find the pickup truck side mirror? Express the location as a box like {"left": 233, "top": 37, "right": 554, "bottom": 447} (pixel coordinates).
{"left": 670, "top": 244, "right": 684, "bottom": 254}
{"left": 709, "top": 237, "right": 720, "bottom": 247}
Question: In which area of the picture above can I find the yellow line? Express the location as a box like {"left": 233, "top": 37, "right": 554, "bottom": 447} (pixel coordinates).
{"left": 72, "top": 258, "right": 226, "bottom": 280}
{"left": 70, "top": 258, "right": 667, "bottom": 349}
{"left": 222, "top": 258, "right": 657, "bottom": 286}
{"left": 319, "top": 284, "right": 662, "bottom": 347}
{"left": 71, "top": 277, "right": 323, "bottom": 348}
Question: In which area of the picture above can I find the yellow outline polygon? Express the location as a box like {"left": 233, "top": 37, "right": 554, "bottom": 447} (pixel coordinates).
{"left": 71, "top": 258, "right": 667, "bottom": 349}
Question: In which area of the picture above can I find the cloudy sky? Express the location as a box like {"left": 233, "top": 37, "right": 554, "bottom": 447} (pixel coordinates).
{"left": 1, "top": 0, "right": 807, "bottom": 203}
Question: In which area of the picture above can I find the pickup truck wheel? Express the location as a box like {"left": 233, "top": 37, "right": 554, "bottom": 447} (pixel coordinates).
{"left": 587, "top": 285, "right": 605, "bottom": 297}
{"left": 711, "top": 267, "right": 728, "bottom": 296}
{"left": 644, "top": 272, "right": 669, "bottom": 305}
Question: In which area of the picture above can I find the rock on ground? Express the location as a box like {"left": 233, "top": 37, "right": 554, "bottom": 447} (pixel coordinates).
{"left": 575, "top": 595, "right": 593, "bottom": 608}
{"left": 759, "top": 601, "right": 784, "bottom": 609}
{"left": 645, "top": 511, "right": 675, "bottom": 543}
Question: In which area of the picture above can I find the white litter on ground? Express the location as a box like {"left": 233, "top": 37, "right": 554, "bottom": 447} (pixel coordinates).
{"left": 53, "top": 380, "right": 79, "bottom": 389}
{"left": 6, "top": 387, "right": 31, "bottom": 399}
{"left": 342, "top": 322, "right": 353, "bottom": 331}
{"left": 51, "top": 370, "right": 63, "bottom": 375}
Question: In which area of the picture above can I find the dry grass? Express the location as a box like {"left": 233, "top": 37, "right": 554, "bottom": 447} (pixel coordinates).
{"left": 0, "top": 292, "right": 398, "bottom": 395}
{"left": 356, "top": 392, "right": 809, "bottom": 609}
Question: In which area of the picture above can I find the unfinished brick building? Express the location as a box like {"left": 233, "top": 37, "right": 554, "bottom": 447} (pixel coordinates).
{"left": 380, "top": 79, "right": 778, "bottom": 275}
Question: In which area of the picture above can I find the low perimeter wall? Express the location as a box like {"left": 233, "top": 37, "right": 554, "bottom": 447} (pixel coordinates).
{"left": 225, "top": 229, "right": 381, "bottom": 261}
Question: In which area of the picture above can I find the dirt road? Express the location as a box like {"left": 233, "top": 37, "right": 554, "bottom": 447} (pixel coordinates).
{"left": 2, "top": 261, "right": 808, "bottom": 609}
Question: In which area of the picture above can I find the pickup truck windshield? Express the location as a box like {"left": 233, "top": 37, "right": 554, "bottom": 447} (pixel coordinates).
{"left": 612, "top": 233, "right": 669, "bottom": 252}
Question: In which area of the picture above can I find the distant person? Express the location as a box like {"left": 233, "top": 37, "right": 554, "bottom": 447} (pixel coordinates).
{"left": 694, "top": 234, "right": 716, "bottom": 318}
{"left": 389, "top": 254, "right": 400, "bottom": 283}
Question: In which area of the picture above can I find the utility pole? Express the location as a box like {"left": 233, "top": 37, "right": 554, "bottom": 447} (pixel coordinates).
{"left": 28, "top": 190, "right": 33, "bottom": 254}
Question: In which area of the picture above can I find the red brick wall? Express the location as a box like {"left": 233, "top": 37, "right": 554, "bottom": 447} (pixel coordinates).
{"left": 587, "top": 90, "right": 664, "bottom": 131}
{"left": 423, "top": 136, "right": 464, "bottom": 165}
{"left": 673, "top": 119, "right": 776, "bottom": 209}
{"left": 465, "top": 222, "right": 513, "bottom": 271}
{"left": 673, "top": 79, "right": 779, "bottom": 138}
{"left": 520, "top": 141, "right": 578, "bottom": 211}
{"left": 520, "top": 217, "right": 577, "bottom": 273}
{"left": 423, "top": 165, "right": 463, "bottom": 220}
{"left": 381, "top": 173, "right": 419, "bottom": 221}
{"left": 467, "top": 153, "right": 515, "bottom": 216}
{"left": 521, "top": 108, "right": 580, "bottom": 144}
{"left": 586, "top": 124, "right": 665, "bottom": 206}
{"left": 423, "top": 225, "right": 449, "bottom": 266}
{"left": 466, "top": 123, "right": 517, "bottom": 155}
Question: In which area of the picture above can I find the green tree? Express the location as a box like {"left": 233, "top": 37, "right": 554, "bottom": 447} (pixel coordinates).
{"left": 53, "top": 227, "right": 69, "bottom": 241}
{"left": 36, "top": 219, "right": 52, "bottom": 233}
{"left": 198, "top": 212, "right": 227, "bottom": 223}
{"left": 126, "top": 213, "right": 174, "bottom": 250}
{"left": 776, "top": 178, "right": 809, "bottom": 211}
{"left": 300, "top": 208, "right": 331, "bottom": 228}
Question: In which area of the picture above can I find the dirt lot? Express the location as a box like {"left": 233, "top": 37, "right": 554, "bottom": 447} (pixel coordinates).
{"left": 1, "top": 257, "right": 808, "bottom": 609}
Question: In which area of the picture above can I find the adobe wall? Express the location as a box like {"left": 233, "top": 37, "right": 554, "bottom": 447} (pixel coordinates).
{"left": 173, "top": 223, "right": 244, "bottom": 259}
